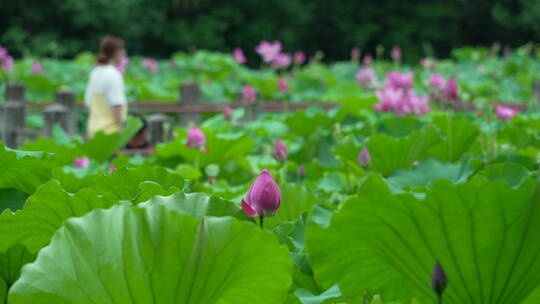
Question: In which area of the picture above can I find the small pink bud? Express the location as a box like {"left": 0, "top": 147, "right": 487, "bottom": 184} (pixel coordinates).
{"left": 186, "top": 126, "right": 206, "bottom": 148}
{"left": 293, "top": 51, "right": 306, "bottom": 65}
{"left": 496, "top": 104, "right": 519, "bottom": 121}
{"left": 108, "top": 166, "right": 117, "bottom": 174}
{"left": 278, "top": 77, "right": 289, "bottom": 93}
{"left": 241, "top": 169, "right": 281, "bottom": 218}
{"left": 297, "top": 164, "right": 306, "bottom": 179}
{"left": 233, "top": 47, "right": 246, "bottom": 64}
{"left": 74, "top": 157, "right": 90, "bottom": 169}
{"left": 432, "top": 262, "right": 448, "bottom": 299}
{"left": 358, "top": 147, "right": 371, "bottom": 169}
{"left": 391, "top": 45, "right": 402, "bottom": 62}
{"left": 242, "top": 85, "right": 257, "bottom": 103}
{"left": 272, "top": 139, "right": 288, "bottom": 162}
{"left": 223, "top": 105, "right": 233, "bottom": 121}
{"left": 442, "top": 77, "right": 459, "bottom": 101}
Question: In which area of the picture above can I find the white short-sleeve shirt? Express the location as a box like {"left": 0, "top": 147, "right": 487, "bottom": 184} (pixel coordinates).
{"left": 84, "top": 65, "right": 127, "bottom": 107}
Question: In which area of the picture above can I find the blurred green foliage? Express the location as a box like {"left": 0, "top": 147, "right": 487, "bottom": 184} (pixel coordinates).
{"left": 2, "top": 0, "right": 540, "bottom": 61}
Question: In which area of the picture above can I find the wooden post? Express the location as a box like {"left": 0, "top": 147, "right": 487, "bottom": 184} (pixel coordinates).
{"left": 54, "top": 89, "right": 77, "bottom": 135}
{"left": 43, "top": 104, "right": 68, "bottom": 137}
{"left": 533, "top": 81, "right": 540, "bottom": 109}
{"left": 147, "top": 113, "right": 170, "bottom": 146}
{"left": 1, "top": 83, "right": 26, "bottom": 147}
{"left": 179, "top": 82, "right": 202, "bottom": 124}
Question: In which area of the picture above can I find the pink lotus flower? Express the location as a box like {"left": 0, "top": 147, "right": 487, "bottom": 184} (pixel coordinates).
{"left": 242, "top": 85, "right": 257, "bottom": 102}
{"left": 385, "top": 71, "right": 413, "bottom": 90}
{"left": 142, "top": 58, "right": 158, "bottom": 73}
{"left": 272, "top": 139, "right": 288, "bottom": 162}
{"left": 358, "top": 147, "right": 371, "bottom": 169}
{"left": 391, "top": 46, "right": 402, "bottom": 62}
{"left": 374, "top": 87, "right": 430, "bottom": 116}
{"left": 2, "top": 55, "right": 13, "bottom": 72}
{"left": 116, "top": 56, "right": 129, "bottom": 74}
{"left": 241, "top": 169, "right": 281, "bottom": 218}
{"left": 278, "top": 77, "right": 289, "bottom": 93}
{"left": 293, "top": 51, "right": 306, "bottom": 65}
{"left": 374, "top": 88, "right": 404, "bottom": 112}
{"left": 186, "top": 126, "right": 206, "bottom": 148}
{"left": 442, "top": 77, "right": 458, "bottom": 101}
{"left": 255, "top": 40, "right": 282, "bottom": 63}
{"left": 74, "top": 157, "right": 90, "bottom": 169}
{"left": 31, "top": 62, "right": 43, "bottom": 75}
{"left": 363, "top": 54, "right": 373, "bottom": 65}
{"left": 421, "top": 58, "right": 435, "bottom": 70}
{"left": 108, "top": 166, "right": 117, "bottom": 174}
{"left": 233, "top": 47, "right": 246, "bottom": 64}
{"left": 0, "top": 46, "right": 7, "bottom": 59}
{"left": 271, "top": 53, "right": 292, "bottom": 69}
{"left": 223, "top": 105, "right": 233, "bottom": 121}
{"left": 351, "top": 47, "right": 361, "bottom": 62}
{"left": 429, "top": 74, "right": 446, "bottom": 90}
{"left": 496, "top": 105, "right": 519, "bottom": 121}
{"left": 356, "top": 66, "right": 377, "bottom": 87}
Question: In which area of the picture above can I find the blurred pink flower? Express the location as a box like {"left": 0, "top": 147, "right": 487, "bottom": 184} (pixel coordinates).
{"left": 3, "top": 56, "right": 13, "bottom": 72}
{"left": 278, "top": 77, "right": 289, "bottom": 93}
{"left": 255, "top": 40, "right": 282, "bottom": 63}
{"left": 116, "top": 56, "right": 129, "bottom": 74}
{"left": 142, "top": 58, "right": 158, "bottom": 73}
{"left": 272, "top": 139, "right": 288, "bottom": 162}
{"left": 442, "top": 77, "right": 459, "bottom": 101}
{"left": 429, "top": 74, "right": 446, "bottom": 90}
{"left": 385, "top": 71, "right": 413, "bottom": 90}
{"left": 374, "top": 87, "right": 430, "bottom": 116}
{"left": 363, "top": 54, "right": 373, "bottom": 65}
{"left": 241, "top": 168, "right": 281, "bottom": 218}
{"left": 31, "top": 61, "right": 43, "bottom": 75}
{"left": 242, "top": 85, "right": 257, "bottom": 102}
{"left": 233, "top": 47, "right": 246, "bottom": 64}
{"left": 0, "top": 46, "right": 7, "bottom": 59}
{"left": 421, "top": 58, "right": 435, "bottom": 70}
{"left": 358, "top": 147, "right": 371, "bottom": 169}
{"left": 496, "top": 105, "right": 518, "bottom": 121}
{"left": 187, "top": 126, "right": 206, "bottom": 148}
{"left": 74, "top": 157, "right": 90, "bottom": 169}
{"left": 293, "top": 51, "right": 306, "bottom": 65}
{"left": 108, "top": 166, "right": 117, "bottom": 174}
{"left": 356, "top": 66, "right": 378, "bottom": 87}
{"left": 223, "top": 105, "right": 233, "bottom": 121}
{"left": 391, "top": 45, "right": 402, "bottom": 62}
{"left": 271, "top": 53, "right": 292, "bottom": 69}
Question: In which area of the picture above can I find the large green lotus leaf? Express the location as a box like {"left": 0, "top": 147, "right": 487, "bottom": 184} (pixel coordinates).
{"left": 366, "top": 125, "right": 442, "bottom": 176}
{"left": 265, "top": 183, "right": 318, "bottom": 229}
{"left": 384, "top": 158, "right": 474, "bottom": 193}
{"left": 0, "top": 277, "right": 5, "bottom": 304}
{"left": 0, "top": 245, "right": 35, "bottom": 286}
{"left": 138, "top": 192, "right": 246, "bottom": 219}
{"left": 89, "top": 166, "right": 184, "bottom": 201}
{"left": 377, "top": 116, "right": 423, "bottom": 138}
{"left": 0, "top": 180, "right": 118, "bottom": 253}
{"left": 284, "top": 108, "right": 333, "bottom": 138}
{"left": 306, "top": 174, "right": 540, "bottom": 304}
{"left": 428, "top": 115, "right": 481, "bottom": 162}
{"left": 0, "top": 188, "right": 27, "bottom": 212}
{"left": 477, "top": 163, "right": 530, "bottom": 188}
{"left": 523, "top": 287, "right": 540, "bottom": 304}
{"left": 0, "top": 142, "right": 55, "bottom": 194}
{"left": 9, "top": 204, "right": 293, "bottom": 304}
{"left": 77, "top": 116, "right": 143, "bottom": 162}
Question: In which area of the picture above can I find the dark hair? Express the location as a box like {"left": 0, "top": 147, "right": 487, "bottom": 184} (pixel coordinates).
{"left": 96, "top": 36, "right": 124, "bottom": 64}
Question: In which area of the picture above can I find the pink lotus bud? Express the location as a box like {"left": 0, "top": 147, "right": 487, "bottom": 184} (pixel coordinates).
{"left": 356, "top": 66, "right": 377, "bottom": 87}
{"left": 358, "top": 147, "right": 371, "bottom": 169}
{"left": 297, "top": 164, "right": 306, "bottom": 179}
{"left": 496, "top": 104, "right": 519, "bottom": 121}
{"left": 108, "top": 166, "right": 117, "bottom": 174}
{"left": 278, "top": 77, "right": 289, "bottom": 93}
{"left": 351, "top": 47, "right": 361, "bottom": 62}
{"left": 431, "top": 262, "right": 448, "bottom": 300}
{"left": 241, "top": 169, "right": 281, "bottom": 218}
{"left": 271, "top": 53, "right": 292, "bottom": 69}
{"left": 74, "top": 157, "right": 90, "bottom": 169}
{"left": 223, "top": 105, "right": 233, "bottom": 121}
{"left": 429, "top": 74, "right": 446, "bottom": 90}
{"left": 242, "top": 85, "right": 257, "bottom": 103}
{"left": 293, "top": 51, "right": 306, "bottom": 65}
{"left": 391, "top": 45, "right": 402, "bottom": 62}
{"left": 363, "top": 54, "right": 373, "bottom": 65}
{"left": 142, "top": 58, "right": 158, "bottom": 73}
{"left": 272, "top": 139, "right": 288, "bottom": 162}
{"left": 31, "top": 62, "right": 43, "bottom": 75}
{"left": 186, "top": 126, "right": 206, "bottom": 148}
{"left": 233, "top": 47, "right": 246, "bottom": 64}
{"left": 442, "top": 77, "right": 458, "bottom": 101}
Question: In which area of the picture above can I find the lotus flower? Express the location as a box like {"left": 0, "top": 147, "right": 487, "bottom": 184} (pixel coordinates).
{"left": 74, "top": 157, "right": 90, "bottom": 169}
{"left": 374, "top": 87, "right": 430, "bottom": 116}
{"left": 429, "top": 74, "right": 446, "bottom": 90}
{"left": 431, "top": 262, "right": 448, "bottom": 299}
{"left": 391, "top": 45, "right": 402, "bottom": 62}
{"left": 293, "top": 51, "right": 306, "bottom": 65}
{"left": 142, "top": 58, "right": 158, "bottom": 73}
{"left": 356, "top": 66, "right": 377, "bottom": 87}
{"left": 278, "top": 77, "right": 289, "bottom": 93}
{"left": 186, "top": 126, "right": 206, "bottom": 148}
{"left": 242, "top": 85, "right": 257, "bottom": 103}
{"left": 385, "top": 71, "right": 413, "bottom": 90}
{"left": 358, "top": 147, "right": 371, "bottom": 169}
{"left": 241, "top": 169, "right": 281, "bottom": 218}
{"left": 442, "top": 77, "right": 458, "bottom": 101}
{"left": 0, "top": 46, "right": 7, "bottom": 59}
{"left": 223, "top": 105, "right": 233, "bottom": 121}
{"left": 255, "top": 40, "right": 282, "bottom": 63}
{"left": 31, "top": 62, "right": 43, "bottom": 75}
{"left": 233, "top": 47, "right": 246, "bottom": 64}
{"left": 363, "top": 54, "right": 373, "bottom": 65}
{"left": 272, "top": 139, "right": 288, "bottom": 162}
{"left": 271, "top": 53, "right": 292, "bottom": 69}
{"left": 2, "top": 56, "right": 13, "bottom": 72}
{"left": 116, "top": 55, "right": 129, "bottom": 74}
{"left": 108, "top": 166, "right": 117, "bottom": 174}
{"left": 496, "top": 105, "right": 518, "bottom": 121}
{"left": 351, "top": 47, "right": 361, "bottom": 62}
